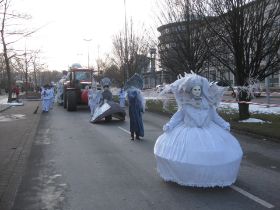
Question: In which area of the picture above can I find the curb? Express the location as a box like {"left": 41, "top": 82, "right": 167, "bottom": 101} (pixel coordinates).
{"left": 231, "top": 127, "right": 279, "bottom": 144}
{"left": 0, "top": 105, "right": 11, "bottom": 113}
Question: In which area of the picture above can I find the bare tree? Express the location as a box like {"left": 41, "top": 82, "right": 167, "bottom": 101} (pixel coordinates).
{"left": 156, "top": 0, "right": 210, "bottom": 76}
{"left": 30, "top": 50, "right": 46, "bottom": 89}
{"left": 0, "top": 0, "right": 13, "bottom": 101}
{"left": 39, "top": 70, "right": 62, "bottom": 86}
{"left": 112, "top": 19, "right": 150, "bottom": 83}
{"left": 103, "top": 64, "right": 123, "bottom": 87}
{"left": 0, "top": 0, "right": 46, "bottom": 100}
{"left": 95, "top": 54, "right": 123, "bottom": 85}
{"left": 0, "top": 0, "right": 33, "bottom": 101}
{"left": 196, "top": 0, "right": 280, "bottom": 119}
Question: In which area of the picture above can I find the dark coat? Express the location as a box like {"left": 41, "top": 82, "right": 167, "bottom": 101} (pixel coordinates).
{"left": 128, "top": 90, "right": 144, "bottom": 137}
{"left": 102, "top": 89, "right": 113, "bottom": 103}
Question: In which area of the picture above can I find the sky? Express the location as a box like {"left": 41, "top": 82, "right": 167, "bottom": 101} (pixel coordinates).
{"left": 12, "top": 0, "right": 158, "bottom": 71}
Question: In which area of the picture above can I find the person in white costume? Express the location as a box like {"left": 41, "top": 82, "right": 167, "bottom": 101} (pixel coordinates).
{"left": 88, "top": 84, "right": 102, "bottom": 116}
{"left": 119, "top": 87, "right": 126, "bottom": 108}
{"left": 154, "top": 73, "right": 243, "bottom": 187}
{"left": 41, "top": 85, "right": 52, "bottom": 112}
{"left": 49, "top": 86, "right": 55, "bottom": 109}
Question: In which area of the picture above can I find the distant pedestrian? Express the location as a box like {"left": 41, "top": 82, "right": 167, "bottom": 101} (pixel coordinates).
{"left": 41, "top": 85, "right": 51, "bottom": 113}
{"left": 15, "top": 85, "right": 20, "bottom": 102}
{"left": 119, "top": 87, "right": 126, "bottom": 108}
{"left": 127, "top": 88, "right": 144, "bottom": 140}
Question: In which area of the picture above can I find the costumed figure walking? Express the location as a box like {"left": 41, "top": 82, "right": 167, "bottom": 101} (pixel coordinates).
{"left": 41, "top": 84, "right": 51, "bottom": 113}
{"left": 90, "top": 77, "right": 126, "bottom": 123}
{"left": 119, "top": 87, "right": 126, "bottom": 108}
{"left": 100, "top": 78, "right": 113, "bottom": 121}
{"left": 49, "top": 85, "right": 55, "bottom": 109}
{"left": 154, "top": 73, "right": 243, "bottom": 187}
{"left": 56, "top": 76, "right": 66, "bottom": 105}
{"left": 124, "top": 73, "right": 145, "bottom": 140}
{"left": 88, "top": 83, "right": 102, "bottom": 116}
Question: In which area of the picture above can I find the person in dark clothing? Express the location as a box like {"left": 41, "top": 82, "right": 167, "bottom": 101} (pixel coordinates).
{"left": 15, "top": 86, "right": 20, "bottom": 102}
{"left": 101, "top": 85, "right": 113, "bottom": 121}
{"left": 101, "top": 85, "right": 113, "bottom": 103}
{"left": 127, "top": 88, "right": 144, "bottom": 140}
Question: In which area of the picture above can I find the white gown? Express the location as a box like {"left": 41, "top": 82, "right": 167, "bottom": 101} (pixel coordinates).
{"left": 88, "top": 89, "right": 101, "bottom": 116}
{"left": 154, "top": 98, "right": 243, "bottom": 187}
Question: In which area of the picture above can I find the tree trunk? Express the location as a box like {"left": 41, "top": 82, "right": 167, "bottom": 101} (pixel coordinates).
{"left": 238, "top": 103, "right": 250, "bottom": 120}
{"left": 238, "top": 88, "right": 250, "bottom": 120}
{"left": 1, "top": 35, "right": 12, "bottom": 102}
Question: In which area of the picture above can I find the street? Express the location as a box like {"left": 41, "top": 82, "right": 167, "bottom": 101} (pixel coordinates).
{"left": 11, "top": 104, "right": 280, "bottom": 210}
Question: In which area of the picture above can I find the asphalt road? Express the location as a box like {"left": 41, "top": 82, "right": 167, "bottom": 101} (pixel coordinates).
{"left": 12, "top": 104, "right": 280, "bottom": 210}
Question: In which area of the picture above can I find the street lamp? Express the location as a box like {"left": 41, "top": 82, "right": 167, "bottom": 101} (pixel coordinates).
{"left": 123, "top": 0, "right": 128, "bottom": 82}
{"left": 97, "top": 44, "right": 100, "bottom": 77}
{"left": 83, "top": 38, "right": 92, "bottom": 69}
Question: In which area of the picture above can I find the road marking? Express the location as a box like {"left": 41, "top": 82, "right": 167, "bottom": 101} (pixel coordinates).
{"left": 231, "top": 185, "right": 274, "bottom": 209}
{"left": 120, "top": 127, "right": 274, "bottom": 209}
{"left": 118, "top": 126, "right": 130, "bottom": 134}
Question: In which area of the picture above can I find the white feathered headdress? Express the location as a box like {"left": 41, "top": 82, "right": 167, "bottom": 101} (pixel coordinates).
{"left": 159, "top": 72, "right": 225, "bottom": 109}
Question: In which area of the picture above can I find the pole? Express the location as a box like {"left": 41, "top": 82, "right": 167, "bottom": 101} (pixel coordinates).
{"left": 83, "top": 38, "right": 92, "bottom": 69}
{"left": 97, "top": 45, "right": 100, "bottom": 77}
{"left": 87, "top": 48, "right": 89, "bottom": 69}
{"left": 25, "top": 39, "right": 28, "bottom": 92}
{"left": 124, "top": 0, "right": 128, "bottom": 82}
{"left": 265, "top": 77, "right": 270, "bottom": 107}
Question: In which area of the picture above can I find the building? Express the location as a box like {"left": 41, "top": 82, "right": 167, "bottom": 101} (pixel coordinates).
{"left": 156, "top": 1, "right": 280, "bottom": 90}
{"left": 142, "top": 48, "right": 173, "bottom": 89}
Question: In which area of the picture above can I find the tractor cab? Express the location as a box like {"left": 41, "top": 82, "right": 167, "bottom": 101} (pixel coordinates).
{"left": 63, "top": 64, "right": 94, "bottom": 111}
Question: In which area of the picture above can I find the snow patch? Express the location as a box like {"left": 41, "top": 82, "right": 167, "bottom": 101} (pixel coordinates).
{"left": 239, "top": 118, "right": 271, "bottom": 123}
{"left": 219, "top": 102, "right": 280, "bottom": 115}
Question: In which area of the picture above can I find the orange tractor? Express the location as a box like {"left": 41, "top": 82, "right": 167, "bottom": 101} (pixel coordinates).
{"left": 62, "top": 64, "right": 94, "bottom": 111}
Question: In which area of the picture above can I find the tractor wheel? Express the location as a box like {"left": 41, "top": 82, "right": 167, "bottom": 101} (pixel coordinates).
{"left": 63, "top": 92, "right": 67, "bottom": 109}
{"left": 67, "top": 90, "right": 77, "bottom": 111}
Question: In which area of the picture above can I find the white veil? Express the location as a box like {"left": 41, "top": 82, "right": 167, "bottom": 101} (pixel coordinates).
{"left": 159, "top": 72, "right": 225, "bottom": 110}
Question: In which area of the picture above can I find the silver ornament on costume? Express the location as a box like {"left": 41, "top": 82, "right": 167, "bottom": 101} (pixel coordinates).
{"left": 100, "top": 77, "right": 112, "bottom": 87}
{"left": 124, "top": 73, "right": 143, "bottom": 90}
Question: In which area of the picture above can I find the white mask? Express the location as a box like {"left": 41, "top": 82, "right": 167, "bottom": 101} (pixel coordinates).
{"left": 191, "top": 85, "right": 201, "bottom": 98}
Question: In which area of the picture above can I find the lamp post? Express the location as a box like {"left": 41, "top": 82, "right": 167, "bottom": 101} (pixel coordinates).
{"left": 83, "top": 38, "right": 92, "bottom": 69}
{"left": 97, "top": 44, "right": 100, "bottom": 77}
{"left": 124, "top": 0, "right": 128, "bottom": 82}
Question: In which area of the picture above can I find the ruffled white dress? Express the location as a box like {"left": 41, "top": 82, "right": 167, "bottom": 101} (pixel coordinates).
{"left": 154, "top": 98, "right": 243, "bottom": 187}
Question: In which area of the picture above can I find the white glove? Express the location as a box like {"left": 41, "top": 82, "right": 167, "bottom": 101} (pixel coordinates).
{"left": 163, "top": 124, "right": 170, "bottom": 132}
{"left": 225, "top": 123, "right": 230, "bottom": 131}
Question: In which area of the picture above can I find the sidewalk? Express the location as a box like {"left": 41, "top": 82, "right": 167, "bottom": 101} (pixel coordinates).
{"left": 0, "top": 94, "right": 26, "bottom": 113}
{"left": 0, "top": 95, "right": 11, "bottom": 112}
{"left": 0, "top": 100, "right": 41, "bottom": 210}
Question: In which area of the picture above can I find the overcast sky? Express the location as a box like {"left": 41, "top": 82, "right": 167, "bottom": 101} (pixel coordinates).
{"left": 12, "top": 0, "right": 158, "bottom": 70}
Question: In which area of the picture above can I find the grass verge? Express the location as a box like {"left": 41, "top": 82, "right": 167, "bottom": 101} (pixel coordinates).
{"left": 145, "top": 99, "right": 280, "bottom": 142}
